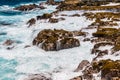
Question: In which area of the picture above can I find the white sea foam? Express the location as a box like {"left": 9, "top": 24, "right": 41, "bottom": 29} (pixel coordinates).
{"left": 0, "top": 4, "right": 119, "bottom": 80}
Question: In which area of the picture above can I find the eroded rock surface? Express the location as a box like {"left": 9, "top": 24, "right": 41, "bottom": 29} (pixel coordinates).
{"left": 33, "top": 29, "right": 82, "bottom": 51}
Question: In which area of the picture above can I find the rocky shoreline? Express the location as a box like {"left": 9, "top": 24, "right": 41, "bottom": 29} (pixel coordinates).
{"left": 9, "top": 0, "right": 120, "bottom": 80}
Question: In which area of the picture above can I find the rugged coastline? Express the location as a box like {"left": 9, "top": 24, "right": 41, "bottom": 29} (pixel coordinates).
{"left": 0, "top": 0, "right": 120, "bottom": 80}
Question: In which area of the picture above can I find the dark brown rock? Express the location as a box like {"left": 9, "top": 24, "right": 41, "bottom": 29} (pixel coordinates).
{"left": 24, "top": 45, "right": 31, "bottom": 48}
{"left": 33, "top": 29, "right": 80, "bottom": 51}
{"left": 49, "top": 18, "right": 59, "bottom": 23}
{"left": 24, "top": 74, "right": 52, "bottom": 80}
{"left": 60, "top": 38, "right": 80, "bottom": 49}
{"left": 27, "top": 18, "right": 36, "bottom": 27}
{"left": 72, "top": 31, "right": 86, "bottom": 36}
{"left": 83, "top": 38, "right": 90, "bottom": 42}
{"left": 70, "top": 76, "right": 82, "bottom": 80}
{"left": 92, "top": 60, "right": 120, "bottom": 80}
{"left": 14, "top": 4, "right": 38, "bottom": 11}
{"left": 75, "top": 60, "right": 90, "bottom": 72}
{"left": 69, "top": 14, "right": 80, "bottom": 17}
{"left": 3, "top": 40, "right": 14, "bottom": 46}
{"left": 47, "top": 0, "right": 55, "bottom": 5}
{"left": 37, "top": 13, "right": 52, "bottom": 20}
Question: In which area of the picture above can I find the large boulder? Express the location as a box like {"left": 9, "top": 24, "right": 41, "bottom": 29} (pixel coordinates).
{"left": 33, "top": 29, "right": 80, "bottom": 51}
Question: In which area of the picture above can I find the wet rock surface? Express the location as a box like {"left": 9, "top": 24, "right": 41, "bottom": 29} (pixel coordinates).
{"left": 14, "top": 4, "right": 46, "bottom": 11}
{"left": 27, "top": 18, "right": 36, "bottom": 27}
{"left": 33, "top": 29, "right": 83, "bottom": 51}
{"left": 37, "top": 13, "right": 52, "bottom": 20}
{"left": 24, "top": 74, "right": 52, "bottom": 80}
{"left": 75, "top": 60, "right": 90, "bottom": 72}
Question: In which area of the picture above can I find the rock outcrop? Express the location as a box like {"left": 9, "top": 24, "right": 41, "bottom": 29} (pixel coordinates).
{"left": 75, "top": 60, "right": 90, "bottom": 72}
{"left": 14, "top": 4, "right": 45, "bottom": 11}
{"left": 37, "top": 13, "right": 52, "bottom": 20}
{"left": 92, "top": 60, "right": 120, "bottom": 80}
{"left": 27, "top": 18, "right": 36, "bottom": 27}
{"left": 24, "top": 74, "right": 52, "bottom": 80}
{"left": 33, "top": 29, "right": 81, "bottom": 51}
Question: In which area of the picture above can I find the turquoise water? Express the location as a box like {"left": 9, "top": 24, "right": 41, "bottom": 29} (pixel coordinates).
{"left": 0, "top": 0, "right": 58, "bottom": 79}
{"left": 0, "top": 57, "right": 18, "bottom": 80}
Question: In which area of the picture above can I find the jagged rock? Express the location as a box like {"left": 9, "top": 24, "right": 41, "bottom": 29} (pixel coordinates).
{"left": 37, "top": 13, "right": 52, "bottom": 20}
{"left": 91, "top": 42, "right": 113, "bottom": 54}
{"left": 27, "top": 18, "right": 36, "bottom": 27}
{"left": 14, "top": 4, "right": 39, "bottom": 11}
{"left": 75, "top": 60, "right": 90, "bottom": 72}
{"left": 70, "top": 76, "right": 82, "bottom": 80}
{"left": 24, "top": 74, "right": 52, "bottom": 80}
{"left": 42, "top": 40, "right": 57, "bottom": 51}
{"left": 47, "top": 0, "right": 55, "bottom": 5}
{"left": 3, "top": 40, "right": 14, "bottom": 46}
{"left": 49, "top": 17, "right": 65, "bottom": 23}
{"left": 83, "top": 73, "right": 93, "bottom": 80}
{"left": 69, "top": 14, "right": 80, "bottom": 17}
{"left": 6, "top": 46, "right": 14, "bottom": 50}
{"left": 83, "top": 38, "right": 90, "bottom": 42}
{"left": 24, "top": 45, "right": 31, "bottom": 48}
{"left": 92, "top": 28, "right": 119, "bottom": 38}
{"left": 49, "top": 18, "right": 59, "bottom": 23}
{"left": 33, "top": 29, "right": 80, "bottom": 51}
{"left": 64, "top": 0, "right": 80, "bottom": 5}
{"left": 72, "top": 31, "right": 86, "bottom": 36}
{"left": 58, "top": 17, "right": 65, "bottom": 21}
{"left": 92, "top": 60, "right": 120, "bottom": 80}
{"left": 60, "top": 38, "right": 80, "bottom": 49}
{"left": 82, "top": 65, "right": 97, "bottom": 80}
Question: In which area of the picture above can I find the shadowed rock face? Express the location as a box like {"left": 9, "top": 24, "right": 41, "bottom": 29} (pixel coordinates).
{"left": 33, "top": 29, "right": 81, "bottom": 51}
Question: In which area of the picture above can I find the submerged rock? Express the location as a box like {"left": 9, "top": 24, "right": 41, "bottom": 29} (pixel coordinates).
{"left": 37, "top": 13, "right": 52, "bottom": 20}
{"left": 33, "top": 29, "right": 80, "bottom": 51}
{"left": 3, "top": 40, "right": 14, "bottom": 46}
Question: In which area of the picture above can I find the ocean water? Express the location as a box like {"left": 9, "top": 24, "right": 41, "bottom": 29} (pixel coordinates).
{"left": 0, "top": 0, "right": 94, "bottom": 80}
{"left": 0, "top": 0, "right": 45, "bottom": 6}
{"left": 0, "top": 1, "right": 57, "bottom": 80}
